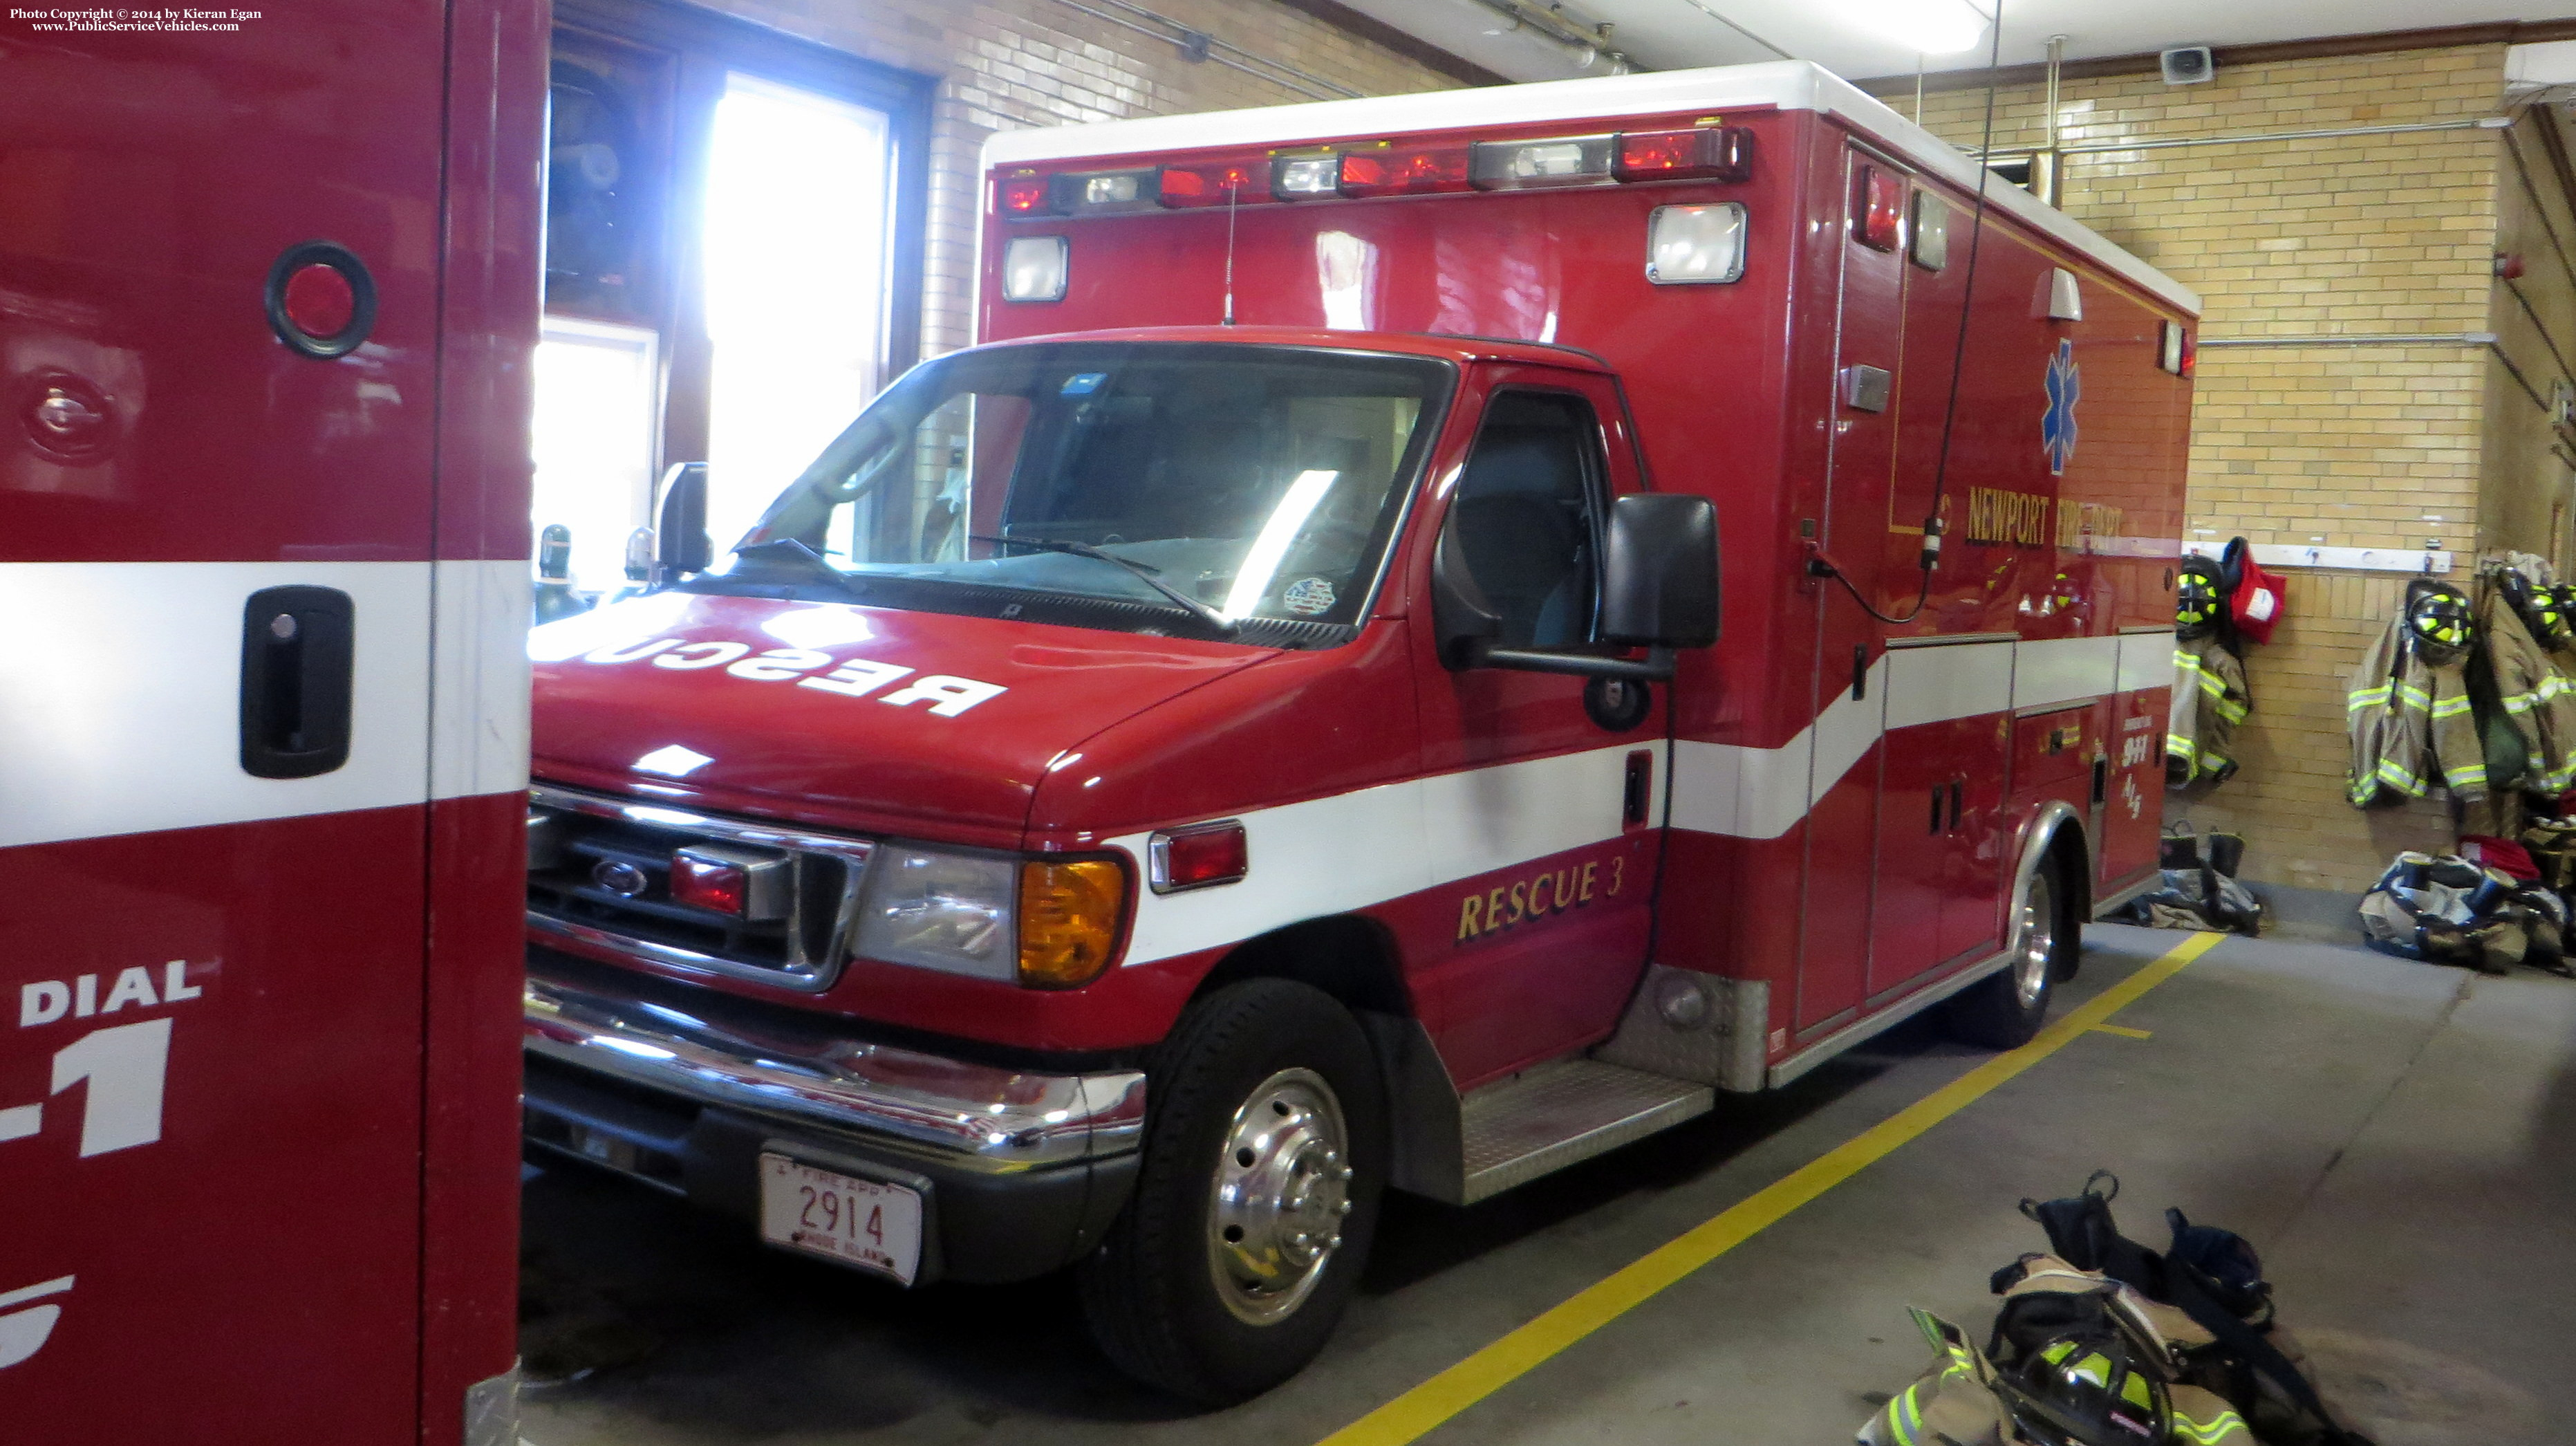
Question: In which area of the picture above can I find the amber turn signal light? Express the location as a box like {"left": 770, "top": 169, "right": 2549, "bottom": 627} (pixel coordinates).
{"left": 1018, "top": 859, "right": 1125, "bottom": 988}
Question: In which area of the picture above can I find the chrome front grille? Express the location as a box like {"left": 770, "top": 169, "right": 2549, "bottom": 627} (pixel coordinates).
{"left": 525, "top": 784, "right": 870, "bottom": 990}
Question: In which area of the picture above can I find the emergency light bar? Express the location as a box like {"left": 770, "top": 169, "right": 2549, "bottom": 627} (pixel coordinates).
{"left": 996, "top": 125, "right": 1756, "bottom": 217}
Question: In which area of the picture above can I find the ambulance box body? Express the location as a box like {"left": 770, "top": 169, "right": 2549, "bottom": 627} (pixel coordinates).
{"left": 520, "top": 60, "right": 2193, "bottom": 1402}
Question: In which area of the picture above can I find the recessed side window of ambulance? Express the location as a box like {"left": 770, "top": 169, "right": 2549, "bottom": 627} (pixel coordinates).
{"left": 1432, "top": 391, "right": 1717, "bottom": 683}
{"left": 691, "top": 342, "right": 1452, "bottom": 646}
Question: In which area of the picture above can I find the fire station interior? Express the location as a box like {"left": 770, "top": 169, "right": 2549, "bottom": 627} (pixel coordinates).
{"left": 501, "top": 6, "right": 2574, "bottom": 1443}
{"left": 14, "top": 2, "right": 2576, "bottom": 1445}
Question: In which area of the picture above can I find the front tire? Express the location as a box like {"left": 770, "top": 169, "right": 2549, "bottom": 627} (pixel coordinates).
{"left": 1078, "top": 979, "right": 1388, "bottom": 1405}
{"left": 1945, "top": 851, "right": 2072, "bottom": 1048}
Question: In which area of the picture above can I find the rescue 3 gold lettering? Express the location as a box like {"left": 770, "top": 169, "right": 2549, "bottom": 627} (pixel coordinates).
{"left": 1455, "top": 856, "right": 1624, "bottom": 942}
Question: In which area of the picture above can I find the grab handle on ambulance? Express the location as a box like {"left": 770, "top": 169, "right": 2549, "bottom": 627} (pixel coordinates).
{"left": 1435, "top": 492, "right": 1719, "bottom": 682}
{"left": 239, "top": 585, "right": 354, "bottom": 779}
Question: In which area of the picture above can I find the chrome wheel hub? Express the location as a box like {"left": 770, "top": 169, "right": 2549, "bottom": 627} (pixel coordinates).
{"left": 2015, "top": 872, "right": 2056, "bottom": 1009}
{"left": 1207, "top": 1067, "right": 1352, "bottom": 1326}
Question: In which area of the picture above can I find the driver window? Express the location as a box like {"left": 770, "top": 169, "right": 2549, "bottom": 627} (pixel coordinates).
{"left": 1447, "top": 391, "right": 1605, "bottom": 649}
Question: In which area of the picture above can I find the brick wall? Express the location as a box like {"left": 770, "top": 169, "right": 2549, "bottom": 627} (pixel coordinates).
{"left": 687, "top": 0, "right": 1462, "bottom": 359}
{"left": 1892, "top": 46, "right": 2523, "bottom": 892}
{"left": 2482, "top": 108, "right": 2576, "bottom": 571}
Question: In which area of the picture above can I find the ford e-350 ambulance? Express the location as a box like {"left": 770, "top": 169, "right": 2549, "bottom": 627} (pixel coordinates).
{"left": 519, "top": 59, "right": 2194, "bottom": 1402}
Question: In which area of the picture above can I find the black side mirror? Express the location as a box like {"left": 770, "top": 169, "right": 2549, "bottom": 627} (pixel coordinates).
{"left": 655, "top": 461, "right": 711, "bottom": 582}
{"left": 1433, "top": 490, "right": 1720, "bottom": 683}
{"left": 1600, "top": 493, "right": 1719, "bottom": 649}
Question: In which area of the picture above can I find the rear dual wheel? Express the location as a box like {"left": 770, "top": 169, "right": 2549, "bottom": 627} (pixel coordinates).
{"left": 1078, "top": 979, "right": 1388, "bottom": 1405}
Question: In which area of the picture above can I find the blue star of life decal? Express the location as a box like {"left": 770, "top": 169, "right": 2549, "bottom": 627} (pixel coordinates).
{"left": 2042, "top": 337, "right": 2080, "bottom": 476}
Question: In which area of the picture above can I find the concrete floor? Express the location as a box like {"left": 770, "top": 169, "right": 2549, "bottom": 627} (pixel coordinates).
{"left": 516, "top": 925, "right": 2576, "bottom": 1446}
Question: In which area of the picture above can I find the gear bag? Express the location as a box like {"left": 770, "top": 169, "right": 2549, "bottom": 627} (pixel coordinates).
{"left": 2013, "top": 1173, "right": 2371, "bottom": 1446}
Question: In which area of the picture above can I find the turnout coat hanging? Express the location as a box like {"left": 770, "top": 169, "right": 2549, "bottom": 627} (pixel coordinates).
{"left": 2346, "top": 583, "right": 2485, "bottom": 806}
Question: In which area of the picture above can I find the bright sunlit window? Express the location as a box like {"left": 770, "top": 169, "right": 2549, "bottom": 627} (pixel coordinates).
{"left": 702, "top": 71, "right": 895, "bottom": 553}
{"left": 531, "top": 315, "right": 660, "bottom": 595}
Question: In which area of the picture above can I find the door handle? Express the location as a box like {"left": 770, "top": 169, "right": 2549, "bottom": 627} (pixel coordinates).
{"left": 1622, "top": 750, "right": 1654, "bottom": 827}
{"left": 240, "top": 585, "right": 355, "bottom": 779}
{"left": 1946, "top": 779, "right": 1963, "bottom": 833}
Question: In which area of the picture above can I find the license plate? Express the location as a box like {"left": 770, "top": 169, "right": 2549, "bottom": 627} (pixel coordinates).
{"left": 757, "top": 1153, "right": 923, "bottom": 1286}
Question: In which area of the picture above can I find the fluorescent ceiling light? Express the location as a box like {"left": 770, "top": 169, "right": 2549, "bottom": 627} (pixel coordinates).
{"left": 1831, "top": 0, "right": 1988, "bottom": 55}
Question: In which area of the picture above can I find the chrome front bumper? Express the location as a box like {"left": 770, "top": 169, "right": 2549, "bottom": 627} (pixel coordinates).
{"left": 522, "top": 966, "right": 1147, "bottom": 1175}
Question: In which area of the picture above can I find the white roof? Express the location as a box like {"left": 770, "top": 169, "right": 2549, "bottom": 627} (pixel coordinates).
{"left": 981, "top": 60, "right": 2200, "bottom": 317}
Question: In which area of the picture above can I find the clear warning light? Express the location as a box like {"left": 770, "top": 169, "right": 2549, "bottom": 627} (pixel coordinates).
{"left": 1646, "top": 203, "right": 1748, "bottom": 285}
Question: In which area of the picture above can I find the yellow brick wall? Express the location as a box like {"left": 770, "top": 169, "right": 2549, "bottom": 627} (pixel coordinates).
{"left": 1897, "top": 46, "right": 2514, "bottom": 892}
{"left": 689, "top": 0, "right": 1462, "bottom": 358}
{"left": 2481, "top": 109, "right": 2576, "bottom": 568}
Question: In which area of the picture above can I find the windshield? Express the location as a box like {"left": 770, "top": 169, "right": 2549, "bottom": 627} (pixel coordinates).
{"left": 700, "top": 342, "right": 1451, "bottom": 642}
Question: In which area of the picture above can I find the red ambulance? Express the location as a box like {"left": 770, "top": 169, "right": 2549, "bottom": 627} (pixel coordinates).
{"left": 2, "top": 2, "right": 542, "bottom": 1441}
{"left": 519, "top": 59, "right": 2194, "bottom": 1402}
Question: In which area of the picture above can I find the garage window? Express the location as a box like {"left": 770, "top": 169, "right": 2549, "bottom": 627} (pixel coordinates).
{"left": 534, "top": 0, "right": 931, "bottom": 595}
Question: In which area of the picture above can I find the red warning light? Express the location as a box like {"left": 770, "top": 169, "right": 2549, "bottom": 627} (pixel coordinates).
{"left": 1338, "top": 146, "right": 1473, "bottom": 198}
{"left": 998, "top": 174, "right": 1052, "bottom": 216}
{"left": 1612, "top": 127, "right": 1755, "bottom": 184}
{"left": 1856, "top": 165, "right": 1906, "bottom": 252}
{"left": 1158, "top": 160, "right": 1270, "bottom": 208}
{"left": 282, "top": 263, "right": 357, "bottom": 340}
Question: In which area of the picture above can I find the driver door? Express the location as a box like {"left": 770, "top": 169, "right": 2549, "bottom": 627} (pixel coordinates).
{"left": 1408, "top": 367, "right": 1668, "bottom": 1090}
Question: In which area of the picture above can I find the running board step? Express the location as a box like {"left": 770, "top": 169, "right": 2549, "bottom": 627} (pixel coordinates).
{"left": 1457, "top": 1059, "right": 1712, "bottom": 1205}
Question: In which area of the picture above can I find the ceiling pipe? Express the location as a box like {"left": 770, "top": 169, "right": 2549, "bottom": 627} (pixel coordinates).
{"left": 1323, "top": 0, "right": 1634, "bottom": 82}
{"left": 2033, "top": 33, "right": 2066, "bottom": 206}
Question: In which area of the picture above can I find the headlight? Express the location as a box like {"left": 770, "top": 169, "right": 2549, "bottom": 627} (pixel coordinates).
{"left": 853, "top": 848, "right": 1016, "bottom": 980}
{"left": 850, "top": 846, "right": 1127, "bottom": 988}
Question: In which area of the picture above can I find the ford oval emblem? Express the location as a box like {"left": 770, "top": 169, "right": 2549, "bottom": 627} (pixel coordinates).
{"left": 592, "top": 860, "right": 650, "bottom": 898}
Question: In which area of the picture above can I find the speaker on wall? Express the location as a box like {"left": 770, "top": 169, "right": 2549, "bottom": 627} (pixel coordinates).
{"left": 2160, "top": 46, "right": 2215, "bottom": 85}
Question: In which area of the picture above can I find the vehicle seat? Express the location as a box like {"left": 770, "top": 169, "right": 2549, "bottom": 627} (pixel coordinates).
{"left": 1452, "top": 429, "right": 1589, "bottom": 647}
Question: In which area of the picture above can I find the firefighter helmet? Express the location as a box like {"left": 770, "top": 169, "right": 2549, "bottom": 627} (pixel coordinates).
{"left": 2003, "top": 1333, "right": 2173, "bottom": 1446}
{"left": 2497, "top": 570, "right": 2573, "bottom": 651}
{"left": 2549, "top": 584, "right": 2576, "bottom": 649}
{"left": 2176, "top": 558, "right": 2225, "bottom": 639}
{"left": 2404, "top": 582, "right": 2474, "bottom": 660}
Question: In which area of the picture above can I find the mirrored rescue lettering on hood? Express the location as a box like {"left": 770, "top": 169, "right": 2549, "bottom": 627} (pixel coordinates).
{"left": 580, "top": 637, "right": 1007, "bottom": 717}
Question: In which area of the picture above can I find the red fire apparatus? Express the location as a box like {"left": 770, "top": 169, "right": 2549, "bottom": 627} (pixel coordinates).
{"left": 519, "top": 59, "right": 2194, "bottom": 1402}
{"left": 1, "top": 3, "right": 541, "bottom": 1441}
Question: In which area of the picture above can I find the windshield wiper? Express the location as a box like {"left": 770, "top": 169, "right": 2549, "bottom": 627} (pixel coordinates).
{"left": 729, "top": 538, "right": 866, "bottom": 599}
{"left": 969, "top": 533, "right": 1237, "bottom": 637}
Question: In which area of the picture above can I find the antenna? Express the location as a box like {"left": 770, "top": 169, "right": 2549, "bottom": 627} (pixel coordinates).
{"left": 1221, "top": 180, "right": 1240, "bottom": 326}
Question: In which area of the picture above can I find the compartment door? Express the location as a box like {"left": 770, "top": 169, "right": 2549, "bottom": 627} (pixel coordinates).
{"left": 1873, "top": 640, "right": 2014, "bottom": 995}
{"left": 1795, "top": 143, "right": 1916, "bottom": 1033}
{"left": 0, "top": 4, "right": 533, "bottom": 1440}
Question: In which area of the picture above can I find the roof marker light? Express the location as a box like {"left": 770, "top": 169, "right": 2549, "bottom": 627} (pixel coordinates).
{"left": 1048, "top": 169, "right": 1162, "bottom": 214}
{"left": 998, "top": 173, "right": 1051, "bottom": 216}
{"left": 1613, "top": 127, "right": 1755, "bottom": 184}
{"left": 1471, "top": 134, "right": 1615, "bottom": 190}
{"left": 1159, "top": 160, "right": 1271, "bottom": 209}
{"left": 1271, "top": 153, "right": 1339, "bottom": 198}
{"left": 1338, "top": 146, "right": 1472, "bottom": 198}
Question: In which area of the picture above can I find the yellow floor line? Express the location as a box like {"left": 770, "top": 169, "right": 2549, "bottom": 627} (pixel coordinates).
{"left": 2090, "top": 1023, "right": 2156, "bottom": 1039}
{"left": 1318, "top": 930, "right": 2228, "bottom": 1446}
